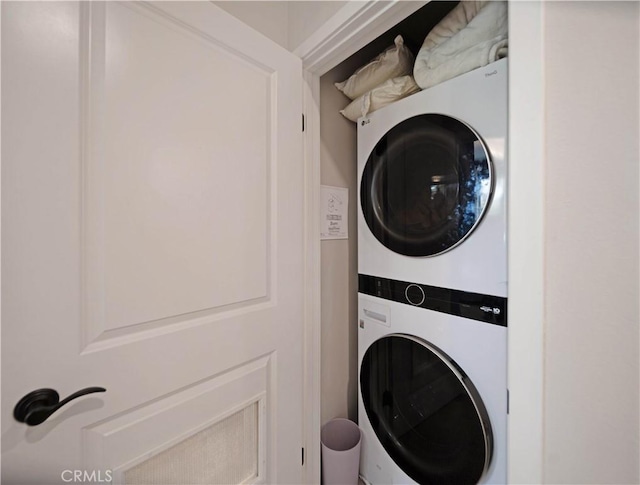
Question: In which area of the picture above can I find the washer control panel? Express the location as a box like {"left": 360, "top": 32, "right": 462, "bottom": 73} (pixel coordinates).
{"left": 359, "top": 273, "right": 507, "bottom": 326}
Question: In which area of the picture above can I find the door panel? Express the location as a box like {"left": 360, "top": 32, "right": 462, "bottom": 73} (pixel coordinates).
{"left": 84, "top": 2, "right": 273, "bottom": 345}
{"left": 84, "top": 357, "right": 270, "bottom": 483}
{"left": 2, "top": 2, "right": 303, "bottom": 483}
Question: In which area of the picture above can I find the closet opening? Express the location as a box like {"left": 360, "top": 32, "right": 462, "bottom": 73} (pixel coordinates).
{"left": 318, "top": 0, "right": 467, "bottom": 426}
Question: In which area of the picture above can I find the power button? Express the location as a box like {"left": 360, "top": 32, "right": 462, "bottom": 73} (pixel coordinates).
{"left": 405, "top": 284, "right": 425, "bottom": 306}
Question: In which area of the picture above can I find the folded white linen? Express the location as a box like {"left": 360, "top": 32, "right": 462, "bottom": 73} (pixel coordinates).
{"left": 413, "top": 1, "right": 508, "bottom": 90}
{"left": 339, "top": 75, "right": 420, "bottom": 122}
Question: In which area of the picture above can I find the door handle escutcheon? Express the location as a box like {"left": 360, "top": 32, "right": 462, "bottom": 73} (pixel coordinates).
{"left": 13, "top": 387, "right": 106, "bottom": 426}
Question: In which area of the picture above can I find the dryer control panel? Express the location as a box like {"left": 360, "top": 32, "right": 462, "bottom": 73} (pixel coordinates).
{"left": 358, "top": 274, "right": 507, "bottom": 326}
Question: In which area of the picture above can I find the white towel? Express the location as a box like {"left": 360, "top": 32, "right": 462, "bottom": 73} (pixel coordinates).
{"left": 413, "top": 1, "right": 508, "bottom": 90}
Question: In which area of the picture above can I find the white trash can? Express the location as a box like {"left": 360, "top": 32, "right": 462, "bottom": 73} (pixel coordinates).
{"left": 321, "top": 418, "right": 362, "bottom": 485}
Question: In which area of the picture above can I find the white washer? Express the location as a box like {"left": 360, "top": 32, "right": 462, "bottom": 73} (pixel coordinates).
{"left": 357, "top": 59, "right": 508, "bottom": 297}
{"left": 358, "top": 291, "right": 507, "bottom": 485}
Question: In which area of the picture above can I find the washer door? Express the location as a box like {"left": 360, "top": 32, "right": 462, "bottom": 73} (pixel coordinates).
{"left": 360, "top": 114, "right": 492, "bottom": 256}
{"left": 360, "top": 334, "right": 493, "bottom": 484}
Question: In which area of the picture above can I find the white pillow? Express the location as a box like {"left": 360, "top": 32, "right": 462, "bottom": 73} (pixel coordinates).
{"left": 413, "top": 1, "right": 508, "bottom": 90}
{"left": 335, "top": 35, "right": 415, "bottom": 100}
{"left": 340, "top": 76, "right": 421, "bottom": 123}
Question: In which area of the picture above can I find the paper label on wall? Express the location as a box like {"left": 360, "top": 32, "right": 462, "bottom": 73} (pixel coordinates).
{"left": 320, "top": 185, "right": 348, "bottom": 240}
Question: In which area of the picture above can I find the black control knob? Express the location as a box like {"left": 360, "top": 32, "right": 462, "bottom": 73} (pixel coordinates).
{"left": 405, "top": 284, "right": 425, "bottom": 306}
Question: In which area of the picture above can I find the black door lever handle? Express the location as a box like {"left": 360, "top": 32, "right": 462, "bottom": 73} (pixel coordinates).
{"left": 14, "top": 387, "right": 106, "bottom": 426}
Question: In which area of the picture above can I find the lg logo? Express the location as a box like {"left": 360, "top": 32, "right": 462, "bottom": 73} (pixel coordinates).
{"left": 61, "top": 470, "right": 113, "bottom": 483}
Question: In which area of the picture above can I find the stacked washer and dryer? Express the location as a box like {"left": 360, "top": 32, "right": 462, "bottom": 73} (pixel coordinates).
{"left": 357, "top": 59, "right": 508, "bottom": 484}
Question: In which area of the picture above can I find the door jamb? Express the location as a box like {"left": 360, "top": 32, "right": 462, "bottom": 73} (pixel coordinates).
{"left": 301, "top": 69, "right": 322, "bottom": 485}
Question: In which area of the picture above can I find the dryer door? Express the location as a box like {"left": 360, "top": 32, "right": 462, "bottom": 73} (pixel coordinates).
{"left": 360, "top": 334, "right": 493, "bottom": 484}
{"left": 360, "top": 114, "right": 492, "bottom": 256}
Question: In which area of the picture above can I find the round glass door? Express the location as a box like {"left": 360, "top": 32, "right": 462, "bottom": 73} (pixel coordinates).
{"left": 360, "top": 114, "right": 492, "bottom": 256}
{"left": 360, "top": 334, "right": 492, "bottom": 484}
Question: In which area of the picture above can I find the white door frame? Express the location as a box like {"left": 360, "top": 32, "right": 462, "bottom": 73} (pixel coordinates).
{"left": 299, "top": 2, "right": 546, "bottom": 483}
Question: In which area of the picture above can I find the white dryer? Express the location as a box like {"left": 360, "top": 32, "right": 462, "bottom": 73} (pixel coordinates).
{"left": 357, "top": 59, "right": 508, "bottom": 297}
{"left": 358, "top": 289, "right": 507, "bottom": 485}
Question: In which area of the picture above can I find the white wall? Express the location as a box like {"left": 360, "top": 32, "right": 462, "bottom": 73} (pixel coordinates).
{"left": 542, "top": 2, "right": 639, "bottom": 483}
{"left": 288, "top": 1, "right": 349, "bottom": 52}
{"left": 212, "top": 1, "right": 289, "bottom": 49}
{"left": 213, "top": 1, "right": 348, "bottom": 52}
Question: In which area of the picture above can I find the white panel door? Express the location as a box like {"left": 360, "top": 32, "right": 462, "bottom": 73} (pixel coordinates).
{"left": 1, "top": 2, "right": 304, "bottom": 483}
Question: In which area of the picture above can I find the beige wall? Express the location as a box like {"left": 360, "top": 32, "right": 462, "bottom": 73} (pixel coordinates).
{"left": 318, "top": 59, "right": 360, "bottom": 426}
{"left": 542, "top": 2, "right": 639, "bottom": 483}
